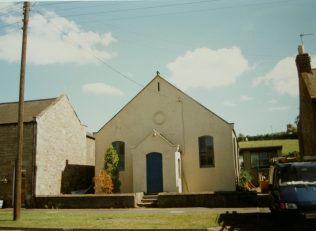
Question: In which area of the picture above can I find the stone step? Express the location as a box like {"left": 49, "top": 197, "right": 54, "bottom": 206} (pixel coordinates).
{"left": 137, "top": 202, "right": 156, "bottom": 208}
{"left": 137, "top": 194, "right": 158, "bottom": 208}
{"left": 141, "top": 198, "right": 157, "bottom": 203}
{"left": 143, "top": 195, "right": 158, "bottom": 200}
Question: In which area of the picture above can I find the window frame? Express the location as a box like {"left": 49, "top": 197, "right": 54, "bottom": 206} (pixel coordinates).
{"left": 250, "top": 150, "right": 276, "bottom": 169}
{"left": 198, "top": 135, "right": 215, "bottom": 168}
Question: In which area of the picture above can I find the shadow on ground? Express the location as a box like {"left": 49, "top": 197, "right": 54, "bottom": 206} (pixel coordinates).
{"left": 217, "top": 211, "right": 316, "bottom": 231}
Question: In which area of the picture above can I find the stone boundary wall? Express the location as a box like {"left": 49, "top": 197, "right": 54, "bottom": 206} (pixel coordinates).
{"left": 32, "top": 192, "right": 269, "bottom": 209}
{"left": 35, "top": 193, "right": 143, "bottom": 209}
{"left": 158, "top": 192, "right": 270, "bottom": 208}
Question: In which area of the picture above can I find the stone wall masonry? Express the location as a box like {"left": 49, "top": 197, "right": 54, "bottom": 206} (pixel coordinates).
{"left": 86, "top": 136, "right": 95, "bottom": 165}
{"left": 34, "top": 193, "right": 140, "bottom": 208}
{"left": 0, "top": 123, "right": 35, "bottom": 207}
{"left": 158, "top": 192, "right": 270, "bottom": 208}
{"left": 299, "top": 79, "right": 316, "bottom": 159}
{"left": 35, "top": 96, "right": 90, "bottom": 196}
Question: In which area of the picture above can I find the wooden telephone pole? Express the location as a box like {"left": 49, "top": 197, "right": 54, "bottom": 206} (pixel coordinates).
{"left": 13, "top": 1, "right": 30, "bottom": 221}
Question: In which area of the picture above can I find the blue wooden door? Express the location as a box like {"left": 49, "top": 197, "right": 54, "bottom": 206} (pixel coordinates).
{"left": 146, "top": 152, "right": 163, "bottom": 193}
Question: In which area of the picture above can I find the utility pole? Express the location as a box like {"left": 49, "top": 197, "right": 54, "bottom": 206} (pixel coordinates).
{"left": 14, "top": 1, "right": 30, "bottom": 221}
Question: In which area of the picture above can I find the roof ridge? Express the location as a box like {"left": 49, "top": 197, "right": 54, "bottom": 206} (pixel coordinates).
{"left": 0, "top": 96, "right": 58, "bottom": 105}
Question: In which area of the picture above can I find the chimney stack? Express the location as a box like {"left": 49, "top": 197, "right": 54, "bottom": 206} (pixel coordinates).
{"left": 296, "top": 45, "right": 312, "bottom": 74}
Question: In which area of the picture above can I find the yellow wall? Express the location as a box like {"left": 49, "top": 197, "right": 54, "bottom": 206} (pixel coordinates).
{"left": 95, "top": 76, "right": 237, "bottom": 193}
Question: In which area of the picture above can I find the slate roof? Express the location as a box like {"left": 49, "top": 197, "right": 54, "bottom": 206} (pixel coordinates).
{"left": 302, "top": 69, "right": 316, "bottom": 101}
{"left": 0, "top": 97, "right": 58, "bottom": 124}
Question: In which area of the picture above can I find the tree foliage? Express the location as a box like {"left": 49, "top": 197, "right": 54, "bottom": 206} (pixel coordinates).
{"left": 104, "top": 145, "right": 121, "bottom": 193}
{"left": 238, "top": 131, "right": 298, "bottom": 142}
{"left": 94, "top": 170, "right": 113, "bottom": 194}
{"left": 239, "top": 169, "right": 252, "bottom": 188}
{"left": 238, "top": 122, "right": 298, "bottom": 142}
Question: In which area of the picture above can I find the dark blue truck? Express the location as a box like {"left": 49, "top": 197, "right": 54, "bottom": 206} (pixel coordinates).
{"left": 269, "top": 161, "right": 316, "bottom": 219}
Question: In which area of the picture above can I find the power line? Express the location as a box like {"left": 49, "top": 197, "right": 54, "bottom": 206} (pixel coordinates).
{"left": 0, "top": 2, "right": 24, "bottom": 30}
{"left": 31, "top": 8, "right": 147, "bottom": 90}
{"left": 0, "top": 2, "right": 22, "bottom": 12}
{"left": 34, "top": 1, "right": 75, "bottom": 7}
{"left": 0, "top": 5, "right": 23, "bottom": 17}
{"left": 92, "top": 55, "right": 144, "bottom": 88}
{"left": 34, "top": 1, "right": 125, "bottom": 12}
{"left": 34, "top": 0, "right": 297, "bottom": 21}
{"left": 0, "top": 21, "right": 21, "bottom": 30}
{"left": 29, "top": 8, "right": 173, "bottom": 98}
{"left": 39, "top": 0, "right": 217, "bottom": 18}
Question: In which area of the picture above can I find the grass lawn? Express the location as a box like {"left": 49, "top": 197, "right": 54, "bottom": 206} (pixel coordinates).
{"left": 0, "top": 208, "right": 220, "bottom": 229}
{"left": 239, "top": 139, "right": 299, "bottom": 155}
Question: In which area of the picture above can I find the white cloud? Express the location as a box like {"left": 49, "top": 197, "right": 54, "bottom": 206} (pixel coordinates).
{"left": 0, "top": 2, "right": 18, "bottom": 15}
{"left": 268, "top": 106, "right": 290, "bottom": 111}
{"left": 240, "top": 95, "right": 253, "bottom": 101}
{"left": 167, "top": 47, "right": 249, "bottom": 90}
{"left": 253, "top": 55, "right": 316, "bottom": 96}
{"left": 268, "top": 99, "right": 278, "bottom": 104}
{"left": 223, "top": 100, "right": 236, "bottom": 107}
{"left": 82, "top": 83, "right": 123, "bottom": 96}
{"left": 0, "top": 9, "right": 117, "bottom": 65}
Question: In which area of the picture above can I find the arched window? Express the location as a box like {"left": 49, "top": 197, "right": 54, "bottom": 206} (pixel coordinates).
{"left": 112, "top": 141, "right": 125, "bottom": 171}
{"left": 198, "top": 136, "right": 214, "bottom": 168}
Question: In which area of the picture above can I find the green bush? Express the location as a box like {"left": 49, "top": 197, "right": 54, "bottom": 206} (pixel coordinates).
{"left": 238, "top": 169, "right": 252, "bottom": 190}
{"left": 104, "top": 145, "right": 121, "bottom": 193}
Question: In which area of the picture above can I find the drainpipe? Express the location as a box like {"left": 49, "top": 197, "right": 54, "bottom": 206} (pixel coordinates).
{"left": 177, "top": 97, "right": 189, "bottom": 192}
{"left": 31, "top": 118, "right": 37, "bottom": 207}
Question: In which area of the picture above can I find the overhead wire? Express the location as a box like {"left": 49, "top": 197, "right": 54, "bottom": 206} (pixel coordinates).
{"left": 0, "top": 2, "right": 22, "bottom": 12}
{"left": 36, "top": 0, "right": 297, "bottom": 20}
{"left": 29, "top": 8, "right": 175, "bottom": 98}
{"left": 33, "top": 1, "right": 76, "bottom": 7}
{"left": 41, "top": 0, "right": 218, "bottom": 18}
{"left": 4, "top": 0, "right": 300, "bottom": 61}
{"left": 30, "top": 8, "right": 149, "bottom": 91}
{"left": 28, "top": 0, "right": 292, "bottom": 82}
{"left": 4, "top": 0, "right": 306, "bottom": 88}
{"left": 34, "top": 1, "right": 126, "bottom": 13}
{"left": 0, "top": 4, "right": 23, "bottom": 17}
{"left": 35, "top": 0, "right": 301, "bottom": 57}
{"left": 0, "top": 3, "right": 23, "bottom": 31}
{"left": 0, "top": 21, "right": 21, "bottom": 30}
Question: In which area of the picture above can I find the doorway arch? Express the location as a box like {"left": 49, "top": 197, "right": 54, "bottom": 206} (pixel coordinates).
{"left": 146, "top": 152, "right": 163, "bottom": 193}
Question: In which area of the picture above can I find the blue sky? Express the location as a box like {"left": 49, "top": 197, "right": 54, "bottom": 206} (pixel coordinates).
{"left": 0, "top": 0, "right": 315, "bottom": 135}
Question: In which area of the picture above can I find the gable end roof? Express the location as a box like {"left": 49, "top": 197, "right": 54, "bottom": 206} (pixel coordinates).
{"left": 302, "top": 69, "right": 316, "bottom": 101}
{"left": 96, "top": 73, "right": 233, "bottom": 133}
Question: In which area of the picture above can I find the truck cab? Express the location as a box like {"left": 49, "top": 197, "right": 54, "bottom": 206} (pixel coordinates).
{"left": 269, "top": 161, "right": 316, "bottom": 219}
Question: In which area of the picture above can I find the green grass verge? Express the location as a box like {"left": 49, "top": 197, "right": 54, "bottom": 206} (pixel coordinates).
{"left": 0, "top": 209, "right": 220, "bottom": 229}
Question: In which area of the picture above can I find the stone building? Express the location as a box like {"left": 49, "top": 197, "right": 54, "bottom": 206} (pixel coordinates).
{"left": 95, "top": 73, "right": 239, "bottom": 193}
{"left": 0, "top": 95, "right": 95, "bottom": 207}
{"left": 295, "top": 46, "right": 316, "bottom": 160}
